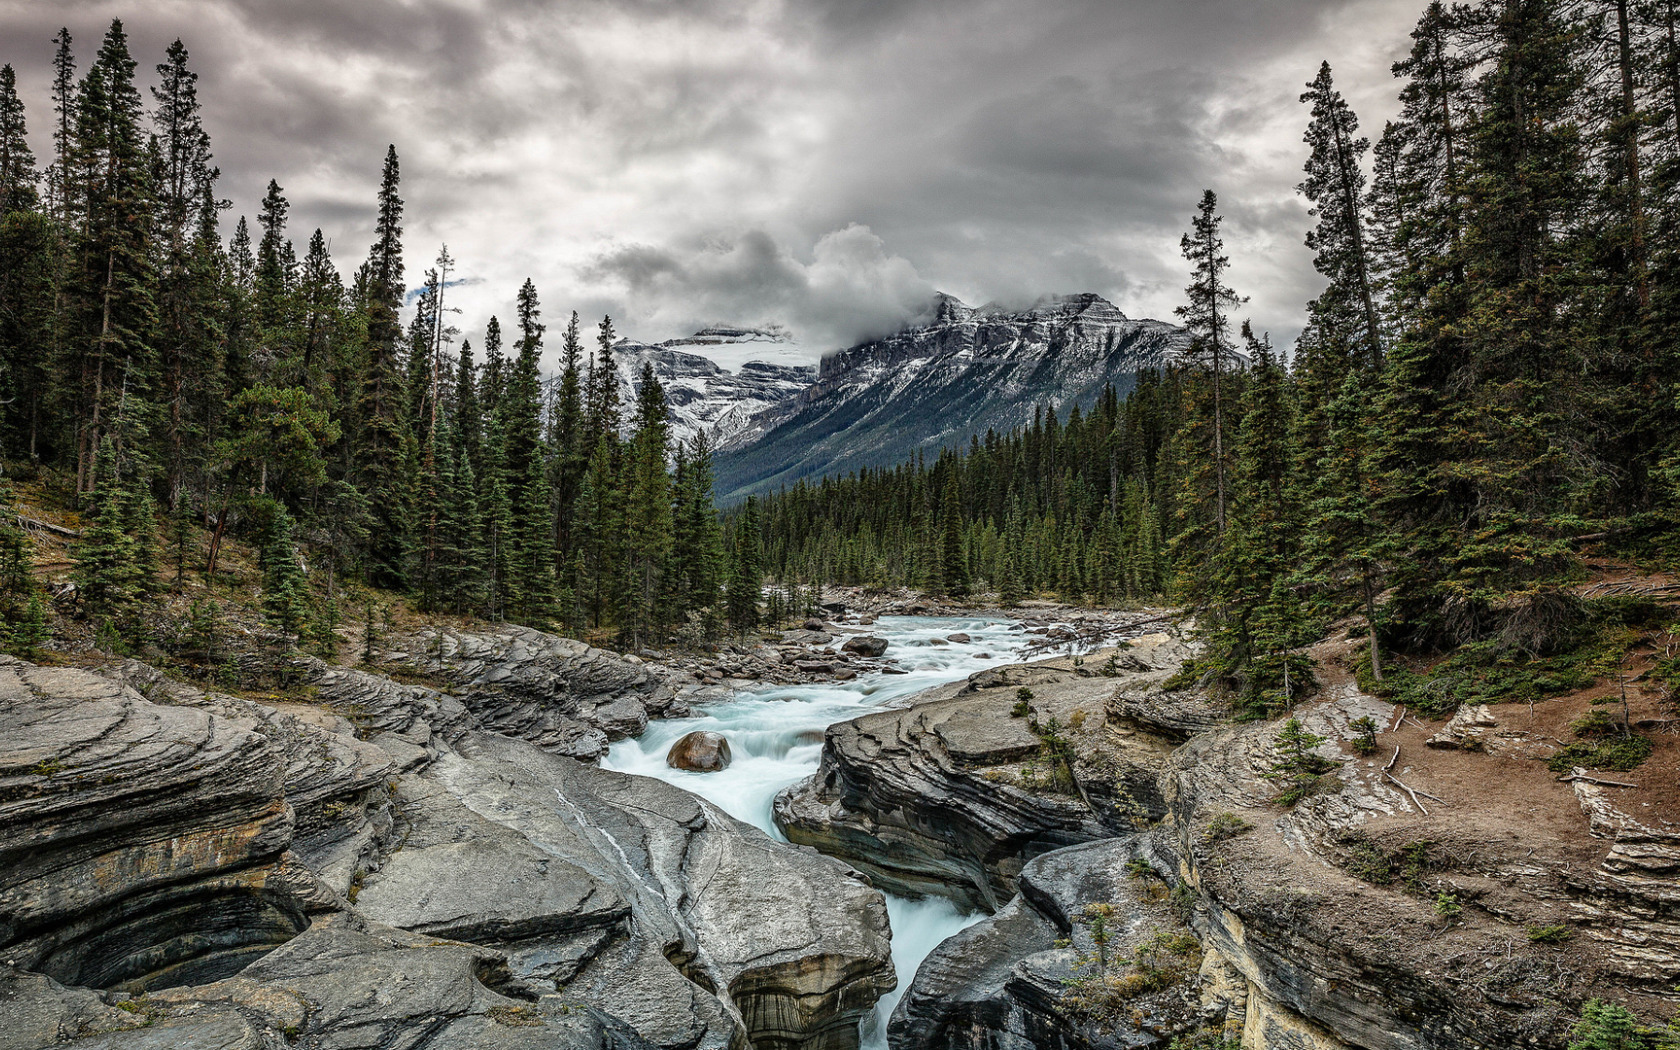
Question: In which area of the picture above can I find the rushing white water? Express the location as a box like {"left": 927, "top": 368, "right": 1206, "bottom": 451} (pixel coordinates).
{"left": 602, "top": 615, "right": 1018, "bottom": 1048}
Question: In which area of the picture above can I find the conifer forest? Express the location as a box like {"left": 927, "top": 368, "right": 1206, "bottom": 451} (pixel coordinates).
{"left": 0, "top": 1, "right": 1678, "bottom": 696}
{"left": 4, "top": 5, "right": 1680, "bottom": 1047}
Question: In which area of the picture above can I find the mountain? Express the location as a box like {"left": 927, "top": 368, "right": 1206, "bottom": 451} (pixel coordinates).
{"left": 711, "top": 292, "right": 1200, "bottom": 501}
{"left": 608, "top": 326, "right": 817, "bottom": 449}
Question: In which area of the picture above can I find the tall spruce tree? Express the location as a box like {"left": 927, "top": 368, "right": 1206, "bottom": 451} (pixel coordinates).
{"left": 1298, "top": 62, "right": 1383, "bottom": 375}
{"left": 622, "top": 364, "right": 673, "bottom": 642}
{"left": 0, "top": 65, "right": 38, "bottom": 215}
{"left": 358, "top": 145, "right": 412, "bottom": 587}
{"left": 1175, "top": 190, "right": 1245, "bottom": 536}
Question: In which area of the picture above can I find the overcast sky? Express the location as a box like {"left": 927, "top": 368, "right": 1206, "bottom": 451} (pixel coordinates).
{"left": 0, "top": 0, "right": 1424, "bottom": 365}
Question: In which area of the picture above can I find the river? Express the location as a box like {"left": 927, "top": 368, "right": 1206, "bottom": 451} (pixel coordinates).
{"left": 602, "top": 615, "right": 1027, "bottom": 1049}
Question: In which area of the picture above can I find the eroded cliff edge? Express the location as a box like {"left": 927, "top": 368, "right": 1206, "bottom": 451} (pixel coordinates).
{"left": 775, "top": 627, "right": 1680, "bottom": 1049}
{"left": 0, "top": 632, "right": 894, "bottom": 1050}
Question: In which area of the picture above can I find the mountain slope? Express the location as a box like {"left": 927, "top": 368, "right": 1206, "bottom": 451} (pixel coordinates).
{"left": 712, "top": 293, "right": 1198, "bottom": 501}
{"left": 609, "top": 326, "right": 816, "bottom": 449}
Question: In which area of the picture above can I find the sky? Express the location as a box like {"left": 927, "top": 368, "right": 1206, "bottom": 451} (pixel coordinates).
{"left": 0, "top": 0, "right": 1425, "bottom": 368}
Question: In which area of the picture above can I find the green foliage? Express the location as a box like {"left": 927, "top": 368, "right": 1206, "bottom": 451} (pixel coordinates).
{"left": 1263, "top": 717, "right": 1339, "bottom": 806}
{"left": 1376, "top": 613, "right": 1641, "bottom": 717}
{"left": 1568, "top": 999, "right": 1647, "bottom": 1050}
{"left": 259, "top": 502, "right": 311, "bottom": 647}
{"left": 1203, "top": 812, "right": 1254, "bottom": 844}
{"left": 1342, "top": 836, "right": 1448, "bottom": 892}
{"left": 1062, "top": 922, "right": 1203, "bottom": 1023}
{"left": 1432, "top": 892, "right": 1461, "bottom": 922}
{"left": 1350, "top": 715, "right": 1379, "bottom": 755}
{"left": 1525, "top": 923, "right": 1571, "bottom": 945}
{"left": 1547, "top": 734, "right": 1653, "bottom": 774}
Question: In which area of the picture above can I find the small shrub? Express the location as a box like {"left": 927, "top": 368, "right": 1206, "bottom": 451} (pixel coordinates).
{"left": 1069, "top": 708, "right": 1089, "bottom": 731}
{"left": 1350, "top": 715, "right": 1380, "bottom": 756}
{"left": 1011, "top": 687, "right": 1034, "bottom": 718}
{"left": 1203, "top": 812, "right": 1254, "bottom": 844}
{"left": 1567, "top": 999, "right": 1644, "bottom": 1050}
{"left": 1433, "top": 892, "right": 1462, "bottom": 923}
{"left": 1525, "top": 923, "right": 1571, "bottom": 945}
{"left": 1548, "top": 734, "right": 1653, "bottom": 774}
{"left": 1264, "top": 718, "right": 1339, "bottom": 806}
{"left": 1570, "top": 710, "right": 1623, "bottom": 739}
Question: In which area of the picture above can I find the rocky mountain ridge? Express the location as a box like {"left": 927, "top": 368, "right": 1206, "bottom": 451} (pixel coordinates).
{"left": 711, "top": 293, "right": 1202, "bottom": 501}
{"left": 610, "top": 326, "right": 816, "bottom": 451}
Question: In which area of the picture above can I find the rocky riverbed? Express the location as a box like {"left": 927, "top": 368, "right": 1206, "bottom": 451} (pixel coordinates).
{"left": 3, "top": 602, "right": 1671, "bottom": 1050}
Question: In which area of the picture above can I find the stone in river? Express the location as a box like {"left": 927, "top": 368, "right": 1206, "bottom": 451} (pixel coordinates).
{"left": 947, "top": 633, "right": 972, "bottom": 644}
{"left": 842, "top": 636, "right": 889, "bottom": 657}
{"left": 666, "top": 730, "right": 733, "bottom": 772}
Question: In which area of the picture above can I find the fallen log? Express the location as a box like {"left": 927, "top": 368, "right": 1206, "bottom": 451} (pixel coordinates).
{"left": 17, "top": 514, "right": 81, "bottom": 539}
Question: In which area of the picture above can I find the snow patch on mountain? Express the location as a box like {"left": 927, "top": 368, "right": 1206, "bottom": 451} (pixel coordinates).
{"left": 610, "top": 325, "right": 817, "bottom": 448}
{"left": 712, "top": 292, "right": 1210, "bottom": 500}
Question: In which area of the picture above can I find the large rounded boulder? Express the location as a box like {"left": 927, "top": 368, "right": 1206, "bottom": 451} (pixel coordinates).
{"left": 841, "top": 636, "right": 889, "bottom": 657}
{"left": 666, "top": 731, "right": 733, "bottom": 772}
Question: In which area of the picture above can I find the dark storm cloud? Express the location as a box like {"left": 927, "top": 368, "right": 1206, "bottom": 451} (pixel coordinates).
{"left": 0, "top": 0, "right": 1423, "bottom": 363}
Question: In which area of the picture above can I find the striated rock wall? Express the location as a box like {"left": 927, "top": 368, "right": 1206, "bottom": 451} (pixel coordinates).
{"left": 0, "top": 658, "right": 311, "bottom": 992}
{"left": 774, "top": 635, "right": 1190, "bottom": 912}
{"left": 1, "top": 622, "right": 900, "bottom": 1050}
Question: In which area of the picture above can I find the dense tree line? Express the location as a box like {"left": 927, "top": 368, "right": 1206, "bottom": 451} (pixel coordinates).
{"left": 0, "top": 21, "right": 755, "bottom": 651}
{"left": 759, "top": 0, "right": 1680, "bottom": 708}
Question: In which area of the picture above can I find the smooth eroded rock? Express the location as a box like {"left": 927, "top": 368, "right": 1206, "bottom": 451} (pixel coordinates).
{"left": 841, "top": 636, "right": 889, "bottom": 658}
{"left": 667, "top": 731, "right": 734, "bottom": 772}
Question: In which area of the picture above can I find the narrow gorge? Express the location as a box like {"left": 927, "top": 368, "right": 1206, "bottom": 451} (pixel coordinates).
{"left": 7, "top": 604, "right": 1670, "bottom": 1049}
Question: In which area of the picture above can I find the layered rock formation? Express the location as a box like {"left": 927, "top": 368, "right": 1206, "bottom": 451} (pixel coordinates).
{"left": 370, "top": 624, "right": 684, "bottom": 759}
{"left": 1, "top": 636, "right": 896, "bottom": 1050}
{"left": 778, "top": 629, "right": 1679, "bottom": 1050}
{"left": 0, "top": 658, "right": 316, "bottom": 993}
{"left": 774, "top": 633, "right": 1190, "bottom": 911}
{"left": 890, "top": 838, "right": 1188, "bottom": 1050}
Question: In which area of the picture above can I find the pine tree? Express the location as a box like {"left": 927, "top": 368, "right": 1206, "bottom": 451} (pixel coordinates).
{"left": 0, "top": 64, "right": 39, "bottom": 215}
{"left": 727, "top": 497, "right": 763, "bottom": 633}
{"left": 1175, "top": 190, "right": 1246, "bottom": 536}
{"left": 585, "top": 316, "right": 621, "bottom": 446}
{"left": 260, "top": 501, "right": 311, "bottom": 651}
{"left": 0, "top": 474, "right": 33, "bottom": 618}
{"left": 67, "top": 21, "right": 159, "bottom": 495}
{"left": 48, "top": 28, "right": 75, "bottom": 221}
{"left": 622, "top": 364, "right": 673, "bottom": 642}
{"left": 939, "top": 470, "right": 969, "bottom": 596}
{"left": 1303, "top": 372, "right": 1389, "bottom": 682}
{"left": 73, "top": 439, "right": 140, "bottom": 615}
{"left": 1298, "top": 62, "right": 1383, "bottom": 375}
{"left": 358, "top": 145, "right": 412, "bottom": 587}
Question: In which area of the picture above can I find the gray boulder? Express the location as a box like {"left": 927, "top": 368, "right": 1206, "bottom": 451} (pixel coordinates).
{"left": 355, "top": 730, "right": 895, "bottom": 1050}
{"left": 841, "top": 636, "right": 889, "bottom": 658}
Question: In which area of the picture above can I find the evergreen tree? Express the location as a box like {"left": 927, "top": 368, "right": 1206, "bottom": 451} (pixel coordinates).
{"left": 259, "top": 500, "right": 311, "bottom": 649}
{"left": 939, "top": 470, "right": 969, "bottom": 596}
{"left": 73, "top": 439, "right": 140, "bottom": 615}
{"left": 0, "top": 64, "right": 38, "bottom": 215}
{"left": 622, "top": 364, "right": 673, "bottom": 642}
{"left": 0, "top": 474, "right": 34, "bottom": 618}
{"left": 1303, "top": 372, "right": 1389, "bottom": 681}
{"left": 1298, "top": 61, "right": 1383, "bottom": 375}
{"left": 727, "top": 497, "right": 763, "bottom": 633}
{"left": 66, "top": 21, "right": 158, "bottom": 495}
{"left": 48, "top": 27, "right": 75, "bottom": 221}
{"left": 358, "top": 145, "right": 412, "bottom": 587}
{"left": 1175, "top": 190, "right": 1245, "bottom": 536}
